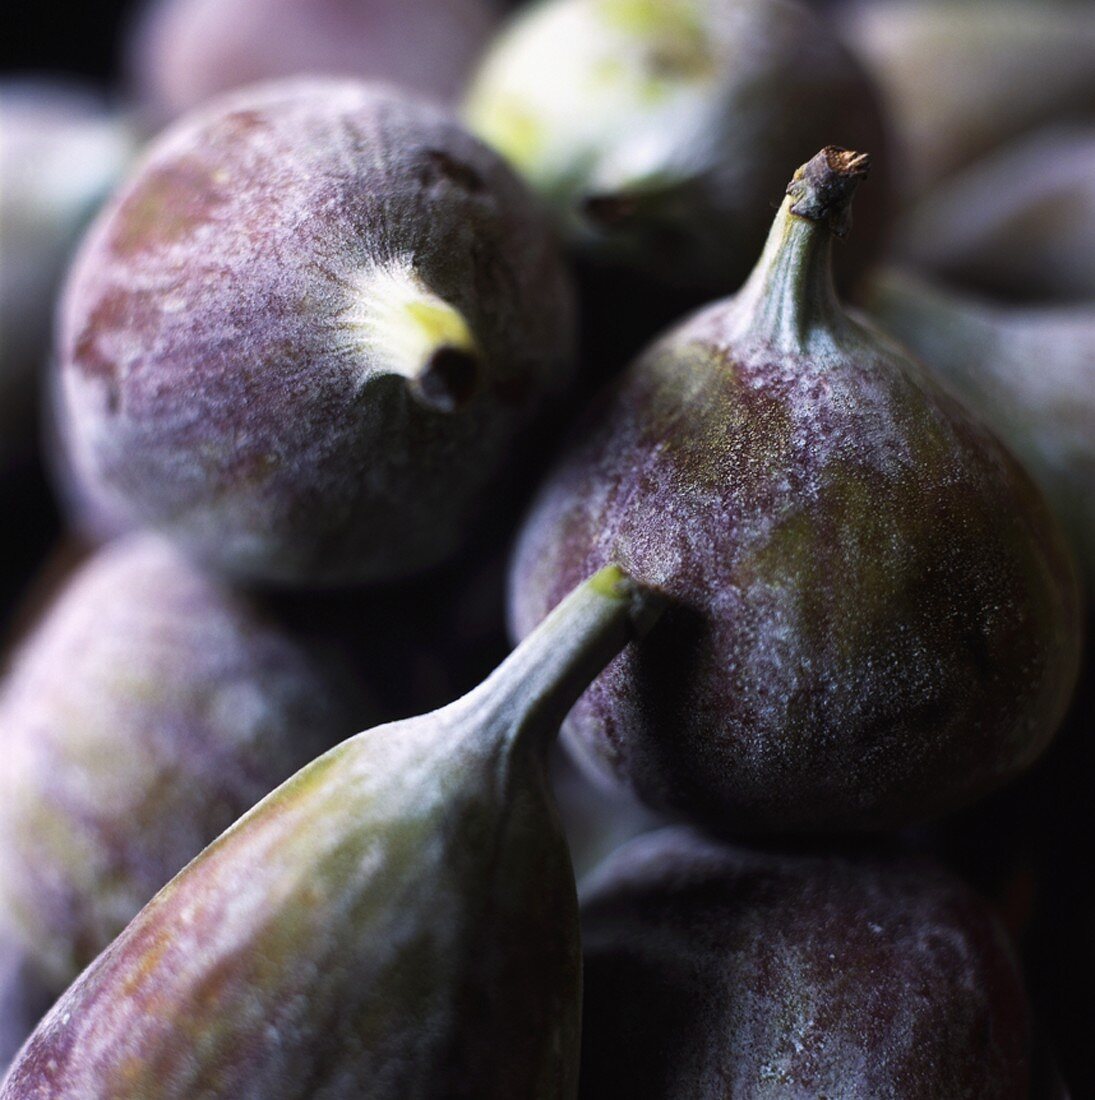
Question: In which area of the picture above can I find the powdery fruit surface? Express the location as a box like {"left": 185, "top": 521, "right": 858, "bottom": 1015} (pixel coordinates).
{"left": 57, "top": 79, "right": 574, "bottom": 584}
{"left": 580, "top": 827, "right": 1030, "bottom": 1099}
{"left": 511, "top": 304, "right": 1081, "bottom": 832}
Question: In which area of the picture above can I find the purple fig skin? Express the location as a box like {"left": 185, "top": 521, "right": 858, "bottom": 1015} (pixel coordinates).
{"left": 865, "top": 269, "right": 1095, "bottom": 595}
{"left": 0, "top": 566, "right": 661, "bottom": 1099}
{"left": 510, "top": 148, "right": 1082, "bottom": 834}
{"left": 579, "top": 827, "right": 1031, "bottom": 1099}
{"left": 0, "top": 533, "right": 373, "bottom": 990}
{"left": 127, "top": 0, "right": 499, "bottom": 123}
{"left": 56, "top": 79, "right": 575, "bottom": 586}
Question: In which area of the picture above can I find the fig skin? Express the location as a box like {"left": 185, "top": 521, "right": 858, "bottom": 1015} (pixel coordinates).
{"left": 0, "top": 533, "right": 374, "bottom": 991}
{"left": 127, "top": 0, "right": 500, "bottom": 123}
{"left": 579, "top": 827, "right": 1031, "bottom": 1099}
{"left": 838, "top": 1, "right": 1095, "bottom": 197}
{"left": 464, "top": 0, "right": 891, "bottom": 299}
{"left": 866, "top": 269, "right": 1095, "bottom": 595}
{"left": 56, "top": 78, "right": 575, "bottom": 586}
{"left": 0, "top": 80, "right": 135, "bottom": 480}
{"left": 510, "top": 148, "right": 1082, "bottom": 834}
{"left": 893, "top": 126, "right": 1095, "bottom": 304}
{"left": 1, "top": 566, "right": 662, "bottom": 1099}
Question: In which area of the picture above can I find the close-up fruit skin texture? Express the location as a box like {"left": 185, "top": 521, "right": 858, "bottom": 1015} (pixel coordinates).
{"left": 0, "top": 534, "right": 373, "bottom": 997}
{"left": 464, "top": 0, "right": 891, "bottom": 298}
{"left": 0, "top": 566, "right": 660, "bottom": 1099}
{"left": 511, "top": 148, "right": 1083, "bottom": 834}
{"left": 55, "top": 77, "right": 575, "bottom": 586}
{"left": 579, "top": 827, "right": 1032, "bottom": 1099}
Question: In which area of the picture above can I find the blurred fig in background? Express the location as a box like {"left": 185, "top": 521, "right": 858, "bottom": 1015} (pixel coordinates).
{"left": 465, "top": 0, "right": 890, "bottom": 301}
{"left": 0, "top": 80, "right": 135, "bottom": 481}
{"left": 55, "top": 79, "right": 575, "bottom": 586}
{"left": 126, "top": 0, "right": 500, "bottom": 122}
{"left": 866, "top": 270, "right": 1095, "bottom": 594}
{"left": 0, "top": 927, "right": 54, "bottom": 1078}
{"left": 511, "top": 148, "right": 1082, "bottom": 834}
{"left": 837, "top": 1, "right": 1095, "bottom": 198}
{"left": 0, "top": 534, "right": 374, "bottom": 991}
{"left": 580, "top": 827, "right": 1031, "bottom": 1099}
{"left": 893, "top": 126, "right": 1095, "bottom": 304}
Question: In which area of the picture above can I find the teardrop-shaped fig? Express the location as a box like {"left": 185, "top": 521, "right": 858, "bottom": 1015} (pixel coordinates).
{"left": 893, "top": 125, "right": 1095, "bottom": 303}
{"left": 866, "top": 269, "right": 1095, "bottom": 594}
{"left": 0, "top": 533, "right": 374, "bottom": 992}
{"left": 838, "top": 1, "right": 1095, "bottom": 196}
{"left": 55, "top": 78, "right": 575, "bottom": 585}
{"left": 510, "top": 147, "right": 1082, "bottom": 833}
{"left": 127, "top": 0, "right": 500, "bottom": 123}
{"left": 1, "top": 566, "right": 661, "bottom": 1098}
{"left": 580, "top": 827, "right": 1031, "bottom": 1098}
{"left": 464, "top": 0, "right": 890, "bottom": 298}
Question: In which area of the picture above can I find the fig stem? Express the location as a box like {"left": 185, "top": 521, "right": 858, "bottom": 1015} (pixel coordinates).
{"left": 728, "top": 147, "right": 870, "bottom": 352}
{"left": 465, "top": 565, "right": 665, "bottom": 756}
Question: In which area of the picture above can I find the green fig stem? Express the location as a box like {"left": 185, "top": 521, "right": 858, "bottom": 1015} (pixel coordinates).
{"left": 467, "top": 566, "right": 665, "bottom": 756}
{"left": 729, "top": 146, "right": 870, "bottom": 352}
{"left": 342, "top": 259, "right": 482, "bottom": 412}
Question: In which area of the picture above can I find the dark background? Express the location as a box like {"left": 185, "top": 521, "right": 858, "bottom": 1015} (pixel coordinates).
{"left": 4, "top": 1, "right": 139, "bottom": 82}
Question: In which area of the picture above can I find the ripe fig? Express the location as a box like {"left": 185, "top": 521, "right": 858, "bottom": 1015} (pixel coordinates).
{"left": 510, "top": 147, "right": 1082, "bottom": 833}
{"left": 1, "top": 565, "right": 662, "bottom": 1099}
{"left": 580, "top": 827, "right": 1031, "bottom": 1098}
{"left": 0, "top": 80, "right": 135, "bottom": 479}
{"left": 0, "top": 533, "right": 373, "bottom": 991}
{"left": 838, "top": 1, "right": 1095, "bottom": 196}
{"left": 127, "top": 0, "right": 500, "bottom": 123}
{"left": 55, "top": 78, "right": 575, "bottom": 586}
{"left": 893, "top": 126, "right": 1095, "bottom": 303}
{"left": 464, "top": 0, "right": 890, "bottom": 299}
{"left": 866, "top": 269, "right": 1095, "bottom": 593}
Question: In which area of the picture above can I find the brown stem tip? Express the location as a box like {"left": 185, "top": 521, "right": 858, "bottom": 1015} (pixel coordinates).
{"left": 786, "top": 147, "right": 871, "bottom": 239}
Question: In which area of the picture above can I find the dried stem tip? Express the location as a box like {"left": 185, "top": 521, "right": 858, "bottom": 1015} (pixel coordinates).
{"left": 786, "top": 147, "right": 871, "bottom": 238}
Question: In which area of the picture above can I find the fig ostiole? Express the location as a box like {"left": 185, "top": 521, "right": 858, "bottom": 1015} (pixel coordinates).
{"left": 866, "top": 269, "right": 1095, "bottom": 595}
{"left": 1, "top": 565, "right": 662, "bottom": 1099}
{"left": 579, "top": 827, "right": 1032, "bottom": 1098}
{"left": 55, "top": 78, "right": 575, "bottom": 586}
{"left": 510, "top": 146, "right": 1082, "bottom": 834}
{"left": 0, "top": 534, "right": 375, "bottom": 993}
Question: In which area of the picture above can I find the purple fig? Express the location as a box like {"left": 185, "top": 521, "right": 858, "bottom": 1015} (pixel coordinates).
{"left": 866, "top": 269, "right": 1095, "bottom": 594}
{"left": 893, "top": 125, "right": 1095, "bottom": 303}
{"left": 55, "top": 79, "right": 575, "bottom": 585}
{"left": 1, "top": 566, "right": 662, "bottom": 1098}
{"left": 580, "top": 827, "right": 1031, "bottom": 1098}
{"left": 464, "top": 0, "right": 891, "bottom": 298}
{"left": 510, "top": 147, "right": 1082, "bottom": 833}
{"left": 0, "top": 80, "right": 135, "bottom": 479}
{"left": 127, "top": 0, "right": 500, "bottom": 122}
{"left": 838, "top": 1, "right": 1095, "bottom": 197}
{"left": 0, "top": 533, "right": 373, "bottom": 992}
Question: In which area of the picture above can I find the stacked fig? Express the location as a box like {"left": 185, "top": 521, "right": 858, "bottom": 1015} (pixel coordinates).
{"left": 2, "top": 0, "right": 1093, "bottom": 1096}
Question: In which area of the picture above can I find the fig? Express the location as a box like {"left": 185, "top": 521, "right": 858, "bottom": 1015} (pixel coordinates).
{"left": 127, "top": 0, "right": 500, "bottom": 123}
{"left": 893, "top": 125, "right": 1095, "bottom": 303}
{"left": 510, "top": 147, "right": 1082, "bottom": 833}
{"left": 838, "top": 1, "right": 1095, "bottom": 196}
{"left": 866, "top": 270, "right": 1095, "bottom": 593}
{"left": 464, "top": 0, "right": 890, "bottom": 299}
{"left": 55, "top": 78, "right": 575, "bottom": 586}
{"left": 0, "top": 80, "right": 135, "bottom": 479}
{"left": 1, "top": 565, "right": 662, "bottom": 1099}
{"left": 579, "top": 827, "right": 1031, "bottom": 1098}
{"left": 0, "top": 533, "right": 373, "bottom": 991}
